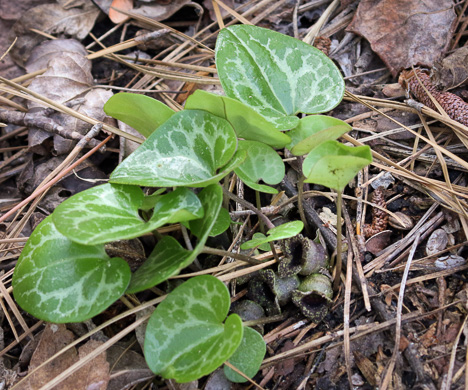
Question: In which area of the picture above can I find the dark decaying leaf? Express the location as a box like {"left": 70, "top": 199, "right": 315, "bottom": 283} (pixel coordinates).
{"left": 0, "top": 0, "right": 55, "bottom": 21}
{"left": 432, "top": 46, "right": 468, "bottom": 90}
{"left": 0, "top": 19, "right": 24, "bottom": 79}
{"left": 9, "top": 1, "right": 100, "bottom": 66}
{"left": 347, "top": 0, "right": 456, "bottom": 76}
{"left": 106, "top": 344, "right": 154, "bottom": 390}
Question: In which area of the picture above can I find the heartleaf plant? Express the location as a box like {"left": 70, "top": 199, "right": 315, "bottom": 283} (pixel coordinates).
{"left": 12, "top": 24, "right": 363, "bottom": 384}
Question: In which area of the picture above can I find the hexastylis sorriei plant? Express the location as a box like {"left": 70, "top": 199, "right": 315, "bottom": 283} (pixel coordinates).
{"left": 13, "top": 25, "right": 370, "bottom": 384}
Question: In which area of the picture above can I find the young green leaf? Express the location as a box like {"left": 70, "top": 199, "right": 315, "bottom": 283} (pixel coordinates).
{"left": 287, "top": 115, "right": 351, "bottom": 155}
{"left": 110, "top": 110, "right": 246, "bottom": 187}
{"left": 12, "top": 217, "right": 131, "bottom": 323}
{"left": 103, "top": 93, "right": 175, "bottom": 138}
{"left": 303, "top": 140, "right": 373, "bottom": 191}
{"left": 53, "top": 184, "right": 203, "bottom": 245}
{"left": 185, "top": 90, "right": 291, "bottom": 147}
{"left": 234, "top": 140, "right": 285, "bottom": 194}
{"left": 224, "top": 327, "right": 266, "bottom": 383}
{"left": 216, "top": 25, "right": 345, "bottom": 127}
{"left": 241, "top": 221, "right": 304, "bottom": 250}
{"left": 144, "top": 275, "right": 243, "bottom": 382}
{"left": 251, "top": 233, "right": 272, "bottom": 251}
{"left": 128, "top": 184, "right": 223, "bottom": 293}
{"left": 207, "top": 207, "right": 231, "bottom": 237}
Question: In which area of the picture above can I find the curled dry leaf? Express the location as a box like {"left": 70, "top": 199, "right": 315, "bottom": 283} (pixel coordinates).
{"left": 388, "top": 211, "right": 413, "bottom": 230}
{"left": 399, "top": 68, "right": 468, "bottom": 127}
{"left": 347, "top": 0, "right": 455, "bottom": 76}
{"left": 108, "top": 0, "right": 133, "bottom": 23}
{"left": 9, "top": 0, "right": 100, "bottom": 67}
{"left": 425, "top": 228, "right": 448, "bottom": 256}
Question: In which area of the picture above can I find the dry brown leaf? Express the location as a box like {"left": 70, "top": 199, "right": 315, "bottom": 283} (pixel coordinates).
{"left": 25, "top": 39, "right": 88, "bottom": 74}
{"left": 347, "top": 0, "right": 456, "bottom": 76}
{"left": 9, "top": 1, "right": 100, "bottom": 66}
{"left": 21, "top": 39, "right": 112, "bottom": 155}
{"left": 24, "top": 323, "right": 79, "bottom": 389}
{"left": 67, "top": 339, "right": 110, "bottom": 390}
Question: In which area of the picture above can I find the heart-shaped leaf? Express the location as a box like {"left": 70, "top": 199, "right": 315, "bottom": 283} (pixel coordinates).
{"left": 144, "top": 275, "right": 243, "bottom": 382}
{"left": 303, "top": 140, "right": 373, "bottom": 191}
{"left": 241, "top": 221, "right": 304, "bottom": 250}
{"left": 234, "top": 140, "right": 285, "bottom": 194}
{"left": 110, "top": 110, "right": 246, "bottom": 187}
{"left": 104, "top": 93, "right": 175, "bottom": 137}
{"left": 287, "top": 115, "right": 351, "bottom": 155}
{"left": 224, "top": 327, "right": 266, "bottom": 383}
{"left": 12, "top": 217, "right": 131, "bottom": 323}
{"left": 53, "top": 184, "right": 203, "bottom": 245}
{"left": 127, "top": 184, "right": 223, "bottom": 293}
{"left": 216, "top": 25, "right": 345, "bottom": 128}
{"left": 185, "top": 90, "right": 291, "bottom": 147}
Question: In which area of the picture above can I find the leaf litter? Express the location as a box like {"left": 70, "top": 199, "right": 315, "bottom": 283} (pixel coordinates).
{"left": 0, "top": 0, "right": 468, "bottom": 389}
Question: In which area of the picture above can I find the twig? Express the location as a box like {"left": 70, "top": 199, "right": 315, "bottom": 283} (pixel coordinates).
{"left": 222, "top": 186, "right": 275, "bottom": 230}
{"left": 202, "top": 246, "right": 263, "bottom": 265}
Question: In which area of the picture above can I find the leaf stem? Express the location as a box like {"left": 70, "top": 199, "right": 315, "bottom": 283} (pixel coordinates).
{"left": 333, "top": 190, "right": 343, "bottom": 292}
{"left": 297, "top": 174, "right": 311, "bottom": 237}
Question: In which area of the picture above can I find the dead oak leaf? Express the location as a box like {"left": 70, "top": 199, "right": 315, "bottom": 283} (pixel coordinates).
{"left": 346, "top": 0, "right": 456, "bottom": 76}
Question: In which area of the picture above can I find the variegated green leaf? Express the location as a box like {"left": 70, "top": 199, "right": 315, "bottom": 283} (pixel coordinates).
{"left": 224, "top": 327, "right": 266, "bottom": 383}
{"left": 104, "top": 93, "right": 175, "bottom": 137}
{"left": 287, "top": 115, "right": 351, "bottom": 155}
{"left": 241, "top": 221, "right": 304, "bottom": 250}
{"left": 234, "top": 140, "right": 285, "bottom": 194}
{"left": 53, "top": 185, "right": 203, "bottom": 245}
{"left": 303, "top": 140, "right": 373, "bottom": 191}
{"left": 12, "top": 217, "right": 131, "bottom": 323}
{"left": 110, "top": 110, "right": 246, "bottom": 187}
{"left": 144, "top": 275, "right": 243, "bottom": 382}
{"left": 128, "top": 184, "right": 223, "bottom": 293}
{"left": 185, "top": 90, "right": 291, "bottom": 147}
{"left": 216, "top": 25, "right": 345, "bottom": 128}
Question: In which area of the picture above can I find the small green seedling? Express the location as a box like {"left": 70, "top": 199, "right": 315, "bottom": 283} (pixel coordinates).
{"left": 241, "top": 221, "right": 304, "bottom": 250}
{"left": 13, "top": 24, "right": 351, "bottom": 384}
{"left": 303, "top": 140, "right": 372, "bottom": 290}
